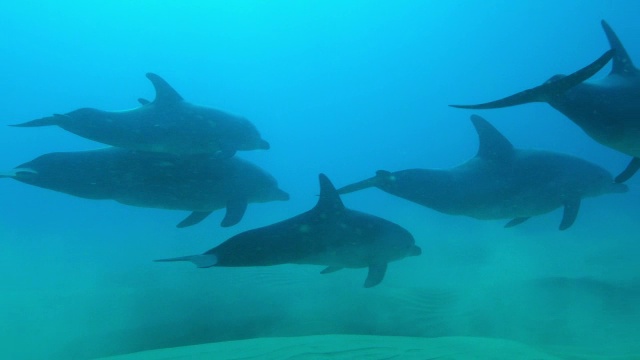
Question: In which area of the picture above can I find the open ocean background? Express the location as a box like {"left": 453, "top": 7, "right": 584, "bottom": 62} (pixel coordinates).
{"left": 1, "top": 1, "right": 640, "bottom": 359}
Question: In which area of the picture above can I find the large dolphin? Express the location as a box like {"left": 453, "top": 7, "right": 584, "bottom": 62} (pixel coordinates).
{"left": 156, "top": 174, "right": 421, "bottom": 288}
{"left": 10, "top": 73, "right": 269, "bottom": 157}
{"left": 0, "top": 148, "right": 289, "bottom": 227}
{"left": 337, "top": 115, "right": 627, "bottom": 230}
{"left": 451, "top": 21, "right": 640, "bottom": 183}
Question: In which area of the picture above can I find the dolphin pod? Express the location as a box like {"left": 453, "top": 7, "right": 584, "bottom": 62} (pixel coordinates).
{"left": 0, "top": 148, "right": 289, "bottom": 228}
{"left": 11, "top": 73, "right": 269, "bottom": 157}
{"left": 155, "top": 174, "right": 422, "bottom": 288}
{"left": 451, "top": 21, "right": 640, "bottom": 183}
{"left": 337, "top": 115, "right": 627, "bottom": 230}
{"left": 3, "top": 20, "right": 635, "bottom": 287}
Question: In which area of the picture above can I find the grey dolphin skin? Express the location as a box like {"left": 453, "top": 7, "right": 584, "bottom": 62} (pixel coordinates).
{"left": 451, "top": 21, "right": 640, "bottom": 183}
{"left": 10, "top": 73, "right": 269, "bottom": 157}
{"left": 156, "top": 174, "right": 421, "bottom": 288}
{"left": 0, "top": 148, "right": 289, "bottom": 227}
{"left": 337, "top": 115, "right": 627, "bottom": 230}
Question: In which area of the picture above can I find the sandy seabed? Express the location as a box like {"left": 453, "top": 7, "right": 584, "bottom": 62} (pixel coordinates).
{"left": 95, "top": 334, "right": 625, "bottom": 360}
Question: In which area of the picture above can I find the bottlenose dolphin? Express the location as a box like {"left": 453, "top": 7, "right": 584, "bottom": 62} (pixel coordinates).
{"left": 0, "top": 148, "right": 289, "bottom": 227}
{"left": 156, "top": 174, "right": 421, "bottom": 288}
{"left": 10, "top": 73, "right": 269, "bottom": 157}
{"left": 337, "top": 115, "right": 627, "bottom": 230}
{"left": 451, "top": 21, "right": 640, "bottom": 183}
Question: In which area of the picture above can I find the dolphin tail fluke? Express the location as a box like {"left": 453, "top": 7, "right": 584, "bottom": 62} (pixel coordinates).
{"left": 336, "top": 170, "right": 393, "bottom": 195}
{"left": 364, "top": 263, "right": 388, "bottom": 288}
{"left": 450, "top": 50, "right": 614, "bottom": 109}
{"left": 0, "top": 168, "right": 37, "bottom": 179}
{"left": 154, "top": 254, "right": 218, "bottom": 268}
{"left": 614, "top": 157, "right": 640, "bottom": 183}
{"left": 9, "top": 114, "right": 69, "bottom": 127}
{"left": 601, "top": 20, "right": 638, "bottom": 75}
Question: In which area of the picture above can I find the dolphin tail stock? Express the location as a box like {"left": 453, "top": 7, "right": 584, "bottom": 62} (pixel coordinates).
{"left": 449, "top": 49, "right": 614, "bottom": 109}
{"left": 335, "top": 170, "right": 393, "bottom": 195}
{"left": 9, "top": 114, "right": 70, "bottom": 127}
{"left": 154, "top": 254, "right": 218, "bottom": 268}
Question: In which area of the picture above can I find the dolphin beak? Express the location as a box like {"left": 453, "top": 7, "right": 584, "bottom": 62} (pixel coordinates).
{"left": 410, "top": 245, "right": 422, "bottom": 257}
{"left": 276, "top": 189, "right": 290, "bottom": 201}
{"left": 260, "top": 139, "right": 270, "bottom": 150}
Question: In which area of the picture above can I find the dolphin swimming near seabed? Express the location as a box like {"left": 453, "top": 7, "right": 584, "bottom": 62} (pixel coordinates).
{"left": 10, "top": 73, "right": 269, "bottom": 157}
{"left": 156, "top": 174, "right": 421, "bottom": 288}
{"left": 337, "top": 115, "right": 627, "bottom": 230}
{"left": 451, "top": 21, "right": 640, "bottom": 183}
{"left": 0, "top": 148, "right": 289, "bottom": 227}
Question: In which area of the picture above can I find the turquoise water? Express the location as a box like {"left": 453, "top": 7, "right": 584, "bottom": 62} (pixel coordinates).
{"left": 1, "top": 1, "right": 639, "bottom": 359}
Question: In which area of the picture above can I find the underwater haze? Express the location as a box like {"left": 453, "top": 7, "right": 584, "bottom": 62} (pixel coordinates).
{"left": 2, "top": 1, "right": 640, "bottom": 359}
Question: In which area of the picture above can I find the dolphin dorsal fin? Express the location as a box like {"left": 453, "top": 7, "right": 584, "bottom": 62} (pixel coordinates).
{"left": 470, "top": 115, "right": 514, "bottom": 160}
{"left": 601, "top": 20, "right": 638, "bottom": 76}
{"left": 145, "top": 73, "right": 184, "bottom": 104}
{"left": 314, "top": 174, "right": 346, "bottom": 213}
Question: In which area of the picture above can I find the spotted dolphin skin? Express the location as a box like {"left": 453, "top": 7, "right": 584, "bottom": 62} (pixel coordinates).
{"left": 156, "top": 174, "right": 421, "bottom": 288}
{"left": 0, "top": 148, "right": 289, "bottom": 227}
{"left": 451, "top": 21, "right": 640, "bottom": 183}
{"left": 10, "top": 73, "right": 269, "bottom": 157}
{"left": 337, "top": 115, "right": 627, "bottom": 230}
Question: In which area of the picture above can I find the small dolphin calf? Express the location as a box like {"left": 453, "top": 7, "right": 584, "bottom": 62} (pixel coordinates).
{"left": 337, "top": 115, "right": 627, "bottom": 230}
{"left": 0, "top": 148, "right": 289, "bottom": 227}
{"left": 156, "top": 174, "right": 421, "bottom": 288}
{"left": 11, "top": 73, "right": 269, "bottom": 156}
{"left": 451, "top": 21, "right": 640, "bottom": 183}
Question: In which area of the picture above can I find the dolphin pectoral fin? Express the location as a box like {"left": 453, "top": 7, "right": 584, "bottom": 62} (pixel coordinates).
{"left": 176, "top": 211, "right": 213, "bottom": 228}
{"left": 154, "top": 254, "right": 218, "bottom": 268}
{"left": 504, "top": 217, "right": 530, "bottom": 228}
{"left": 559, "top": 198, "right": 581, "bottom": 231}
{"left": 9, "top": 114, "right": 68, "bottom": 127}
{"left": 320, "top": 266, "right": 343, "bottom": 274}
{"left": 614, "top": 157, "right": 640, "bottom": 183}
{"left": 450, "top": 50, "right": 614, "bottom": 109}
{"left": 138, "top": 98, "right": 151, "bottom": 105}
{"left": 364, "top": 263, "right": 388, "bottom": 288}
{"left": 221, "top": 199, "right": 248, "bottom": 227}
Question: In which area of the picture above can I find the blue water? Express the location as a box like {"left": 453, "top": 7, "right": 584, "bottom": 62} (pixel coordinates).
{"left": 2, "top": 1, "right": 640, "bottom": 359}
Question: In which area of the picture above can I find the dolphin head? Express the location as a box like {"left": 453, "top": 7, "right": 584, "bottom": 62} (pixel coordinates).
{"left": 227, "top": 116, "right": 270, "bottom": 151}
{"left": 373, "top": 222, "right": 421, "bottom": 263}
{"left": 251, "top": 173, "right": 290, "bottom": 203}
